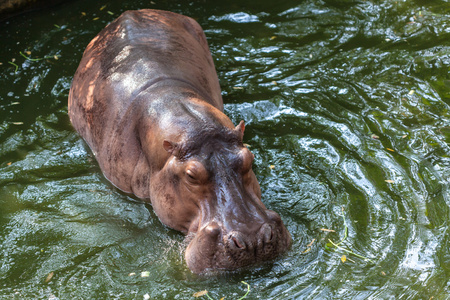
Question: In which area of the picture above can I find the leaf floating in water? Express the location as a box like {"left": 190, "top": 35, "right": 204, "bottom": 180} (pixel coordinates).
{"left": 302, "top": 247, "right": 311, "bottom": 254}
{"left": 143, "top": 293, "right": 150, "bottom": 300}
{"left": 128, "top": 272, "right": 136, "bottom": 276}
{"left": 385, "top": 180, "right": 395, "bottom": 183}
{"left": 408, "top": 89, "right": 415, "bottom": 95}
{"left": 386, "top": 148, "right": 395, "bottom": 152}
{"left": 12, "top": 122, "right": 23, "bottom": 125}
{"left": 8, "top": 61, "right": 18, "bottom": 73}
{"left": 193, "top": 290, "right": 208, "bottom": 297}
{"left": 239, "top": 281, "right": 251, "bottom": 299}
{"left": 326, "top": 210, "right": 376, "bottom": 264}
{"left": 269, "top": 165, "right": 275, "bottom": 169}
{"left": 20, "top": 51, "right": 60, "bottom": 62}
{"left": 307, "top": 238, "right": 316, "bottom": 248}
{"left": 320, "top": 228, "right": 335, "bottom": 232}
{"left": 233, "top": 86, "right": 244, "bottom": 90}
{"left": 371, "top": 134, "right": 380, "bottom": 139}
{"left": 107, "top": 11, "right": 114, "bottom": 15}
{"left": 93, "top": 17, "right": 100, "bottom": 21}
{"left": 270, "top": 36, "right": 277, "bottom": 40}
{"left": 100, "top": 5, "right": 107, "bottom": 10}
{"left": 44, "top": 272, "right": 54, "bottom": 283}
{"left": 341, "top": 255, "right": 347, "bottom": 263}
{"left": 140, "top": 271, "right": 150, "bottom": 277}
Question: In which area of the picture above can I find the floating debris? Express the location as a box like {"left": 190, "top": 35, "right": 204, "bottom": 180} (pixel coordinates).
{"left": 193, "top": 281, "right": 250, "bottom": 299}
{"left": 193, "top": 290, "right": 208, "bottom": 297}
{"left": 20, "top": 51, "right": 61, "bottom": 62}
{"left": 8, "top": 61, "right": 18, "bottom": 73}
{"left": 326, "top": 210, "right": 375, "bottom": 264}
{"left": 44, "top": 272, "right": 54, "bottom": 283}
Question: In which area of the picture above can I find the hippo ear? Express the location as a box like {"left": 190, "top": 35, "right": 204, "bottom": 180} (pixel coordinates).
{"left": 235, "top": 120, "right": 245, "bottom": 140}
{"left": 163, "top": 140, "right": 177, "bottom": 155}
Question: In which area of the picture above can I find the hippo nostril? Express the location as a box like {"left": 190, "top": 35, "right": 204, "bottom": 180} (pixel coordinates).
{"left": 232, "top": 237, "right": 244, "bottom": 249}
{"left": 229, "top": 233, "right": 246, "bottom": 250}
{"left": 260, "top": 223, "right": 273, "bottom": 244}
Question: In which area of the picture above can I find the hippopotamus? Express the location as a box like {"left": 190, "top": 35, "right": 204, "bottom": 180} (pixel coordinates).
{"left": 68, "top": 9, "right": 291, "bottom": 274}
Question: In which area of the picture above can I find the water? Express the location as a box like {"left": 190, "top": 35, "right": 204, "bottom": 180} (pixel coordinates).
{"left": 1, "top": 0, "right": 450, "bottom": 299}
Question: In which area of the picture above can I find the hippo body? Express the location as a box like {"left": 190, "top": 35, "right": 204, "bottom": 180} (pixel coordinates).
{"left": 68, "top": 9, "right": 291, "bottom": 274}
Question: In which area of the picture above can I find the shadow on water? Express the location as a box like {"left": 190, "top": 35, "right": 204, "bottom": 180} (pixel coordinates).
{"left": 1, "top": 0, "right": 450, "bottom": 299}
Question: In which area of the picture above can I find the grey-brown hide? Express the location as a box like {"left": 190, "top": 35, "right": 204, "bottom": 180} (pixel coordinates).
{"left": 68, "top": 9, "right": 291, "bottom": 274}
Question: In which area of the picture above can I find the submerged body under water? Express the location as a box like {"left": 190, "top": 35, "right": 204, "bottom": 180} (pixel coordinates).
{"left": 0, "top": 0, "right": 449, "bottom": 298}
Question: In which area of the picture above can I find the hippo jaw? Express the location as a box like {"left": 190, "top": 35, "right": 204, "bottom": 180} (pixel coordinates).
{"left": 185, "top": 210, "right": 292, "bottom": 274}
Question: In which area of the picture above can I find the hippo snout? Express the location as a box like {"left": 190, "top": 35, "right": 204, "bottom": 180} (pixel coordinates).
{"left": 185, "top": 210, "right": 291, "bottom": 274}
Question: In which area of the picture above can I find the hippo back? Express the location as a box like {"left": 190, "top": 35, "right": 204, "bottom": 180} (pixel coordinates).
{"left": 68, "top": 9, "right": 223, "bottom": 194}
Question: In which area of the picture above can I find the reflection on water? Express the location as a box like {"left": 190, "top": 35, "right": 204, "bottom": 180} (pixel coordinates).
{"left": 1, "top": 0, "right": 449, "bottom": 298}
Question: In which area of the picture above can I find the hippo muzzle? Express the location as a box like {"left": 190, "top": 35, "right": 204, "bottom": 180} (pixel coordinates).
{"left": 186, "top": 210, "right": 291, "bottom": 274}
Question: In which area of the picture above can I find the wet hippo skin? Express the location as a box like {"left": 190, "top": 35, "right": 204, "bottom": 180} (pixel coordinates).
{"left": 68, "top": 9, "right": 291, "bottom": 274}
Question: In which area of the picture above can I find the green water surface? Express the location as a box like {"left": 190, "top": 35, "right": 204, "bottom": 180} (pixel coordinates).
{"left": 1, "top": 0, "right": 450, "bottom": 299}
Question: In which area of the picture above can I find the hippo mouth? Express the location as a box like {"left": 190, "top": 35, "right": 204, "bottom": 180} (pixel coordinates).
{"left": 184, "top": 211, "right": 292, "bottom": 274}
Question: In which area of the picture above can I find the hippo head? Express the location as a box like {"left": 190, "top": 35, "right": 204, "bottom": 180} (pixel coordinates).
{"left": 148, "top": 118, "right": 291, "bottom": 274}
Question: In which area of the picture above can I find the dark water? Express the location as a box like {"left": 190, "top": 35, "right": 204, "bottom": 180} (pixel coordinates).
{"left": 1, "top": 0, "right": 450, "bottom": 299}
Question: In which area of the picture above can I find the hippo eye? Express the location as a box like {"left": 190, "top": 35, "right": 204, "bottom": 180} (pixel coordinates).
{"left": 186, "top": 169, "right": 196, "bottom": 180}
{"left": 185, "top": 161, "right": 207, "bottom": 183}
